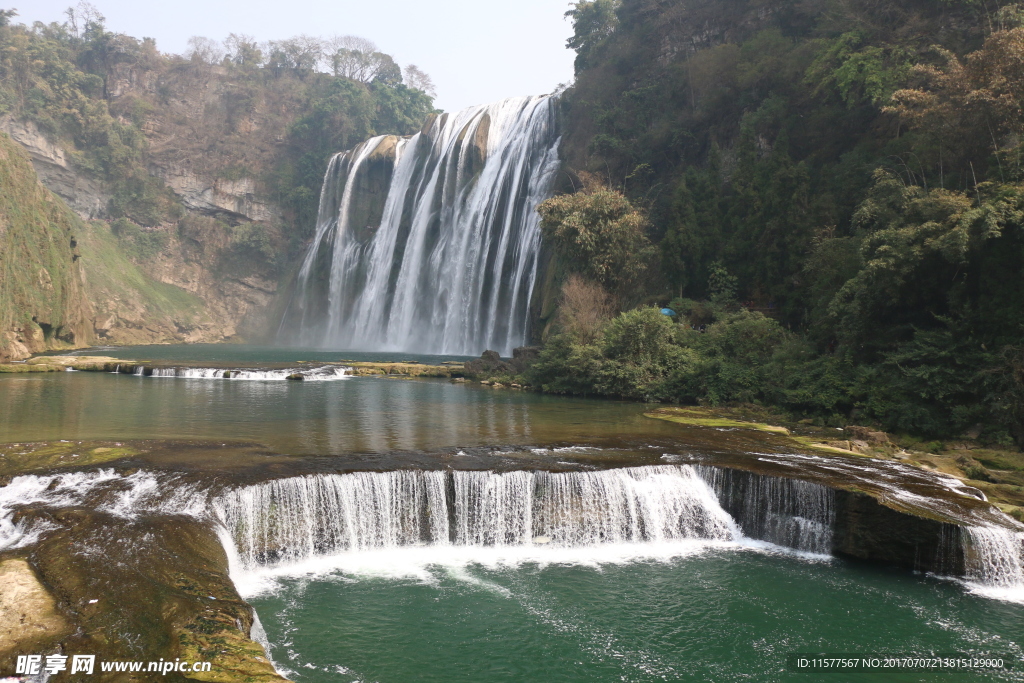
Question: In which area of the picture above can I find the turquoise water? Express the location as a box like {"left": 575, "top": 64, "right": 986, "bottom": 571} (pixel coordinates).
{"left": 249, "top": 547, "right": 1024, "bottom": 683}
{"left": 8, "top": 345, "right": 1024, "bottom": 680}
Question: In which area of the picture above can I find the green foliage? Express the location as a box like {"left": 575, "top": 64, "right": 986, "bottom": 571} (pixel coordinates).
{"left": 529, "top": 306, "right": 785, "bottom": 404}
{"left": 538, "top": 186, "right": 654, "bottom": 293}
{"left": 0, "top": 135, "right": 84, "bottom": 353}
{"left": 109, "top": 171, "right": 180, "bottom": 227}
{"left": 280, "top": 75, "right": 433, "bottom": 234}
{"left": 565, "top": 0, "right": 619, "bottom": 73}
{"left": 674, "top": 310, "right": 789, "bottom": 404}
{"left": 541, "top": 0, "right": 1024, "bottom": 443}
{"left": 806, "top": 32, "right": 911, "bottom": 106}
{"left": 230, "top": 222, "right": 275, "bottom": 263}
{"left": 110, "top": 217, "right": 167, "bottom": 260}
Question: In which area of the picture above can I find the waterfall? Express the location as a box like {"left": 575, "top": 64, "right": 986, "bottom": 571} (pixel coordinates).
{"left": 3, "top": 465, "right": 1021, "bottom": 597}
{"left": 965, "top": 526, "right": 1024, "bottom": 588}
{"left": 278, "top": 95, "right": 562, "bottom": 356}
{"left": 696, "top": 465, "right": 836, "bottom": 554}
{"left": 119, "top": 365, "right": 349, "bottom": 380}
{"left": 214, "top": 466, "right": 737, "bottom": 570}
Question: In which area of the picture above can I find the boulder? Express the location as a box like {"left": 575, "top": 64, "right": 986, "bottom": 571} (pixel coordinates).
{"left": 0, "top": 559, "right": 71, "bottom": 658}
{"left": 846, "top": 425, "right": 890, "bottom": 444}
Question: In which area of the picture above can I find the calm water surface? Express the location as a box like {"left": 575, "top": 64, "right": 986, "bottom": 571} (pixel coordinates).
{"left": 3, "top": 346, "right": 679, "bottom": 454}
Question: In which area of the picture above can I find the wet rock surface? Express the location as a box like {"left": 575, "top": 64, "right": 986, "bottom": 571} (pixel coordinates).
{"left": 0, "top": 558, "right": 71, "bottom": 660}
{"left": 1, "top": 506, "right": 288, "bottom": 682}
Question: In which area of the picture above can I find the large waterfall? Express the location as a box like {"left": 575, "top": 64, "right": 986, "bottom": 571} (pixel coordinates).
{"left": 215, "top": 466, "right": 736, "bottom": 570}
{"left": 279, "top": 95, "right": 562, "bottom": 355}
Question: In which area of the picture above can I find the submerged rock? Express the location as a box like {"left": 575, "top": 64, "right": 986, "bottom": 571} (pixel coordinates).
{"left": 0, "top": 558, "right": 71, "bottom": 661}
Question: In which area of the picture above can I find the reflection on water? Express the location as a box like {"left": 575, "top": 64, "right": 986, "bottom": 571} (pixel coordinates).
{"left": 0, "top": 372, "right": 679, "bottom": 454}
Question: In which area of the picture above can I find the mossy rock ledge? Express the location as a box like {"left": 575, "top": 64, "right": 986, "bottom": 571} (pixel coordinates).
{"left": 0, "top": 508, "right": 289, "bottom": 682}
{"left": 646, "top": 407, "right": 1024, "bottom": 576}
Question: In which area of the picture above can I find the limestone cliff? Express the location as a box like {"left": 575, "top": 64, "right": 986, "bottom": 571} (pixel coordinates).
{"left": 0, "top": 134, "right": 222, "bottom": 360}
{"left": 0, "top": 135, "right": 90, "bottom": 360}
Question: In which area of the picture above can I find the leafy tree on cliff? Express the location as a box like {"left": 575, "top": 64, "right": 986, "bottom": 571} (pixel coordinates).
{"left": 537, "top": 182, "right": 653, "bottom": 295}
{"left": 565, "top": 0, "right": 619, "bottom": 73}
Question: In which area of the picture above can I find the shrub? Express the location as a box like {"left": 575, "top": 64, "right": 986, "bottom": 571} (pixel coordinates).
{"left": 537, "top": 185, "right": 654, "bottom": 294}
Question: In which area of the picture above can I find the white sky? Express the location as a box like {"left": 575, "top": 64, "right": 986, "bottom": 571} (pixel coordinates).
{"left": 13, "top": 0, "right": 578, "bottom": 113}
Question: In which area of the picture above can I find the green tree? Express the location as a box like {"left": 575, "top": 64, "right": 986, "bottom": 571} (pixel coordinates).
{"left": 565, "top": 0, "right": 619, "bottom": 73}
{"left": 537, "top": 185, "right": 653, "bottom": 293}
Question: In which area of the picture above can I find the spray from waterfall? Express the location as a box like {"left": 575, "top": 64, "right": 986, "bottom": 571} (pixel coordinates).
{"left": 278, "top": 95, "right": 562, "bottom": 355}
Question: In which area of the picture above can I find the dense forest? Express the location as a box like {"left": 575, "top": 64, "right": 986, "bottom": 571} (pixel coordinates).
{"left": 530, "top": 0, "right": 1024, "bottom": 447}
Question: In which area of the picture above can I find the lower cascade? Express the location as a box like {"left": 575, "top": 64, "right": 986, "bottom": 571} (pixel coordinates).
{"left": 696, "top": 465, "right": 835, "bottom": 554}
{"left": 114, "top": 365, "right": 350, "bottom": 380}
{"left": 278, "top": 95, "right": 562, "bottom": 356}
{"left": 1, "top": 466, "right": 1021, "bottom": 596}
{"left": 215, "top": 466, "right": 736, "bottom": 569}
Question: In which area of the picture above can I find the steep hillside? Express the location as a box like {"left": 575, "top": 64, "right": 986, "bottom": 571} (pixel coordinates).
{"left": 0, "top": 135, "right": 88, "bottom": 359}
{"left": 0, "top": 12, "right": 435, "bottom": 344}
{"left": 0, "top": 133, "right": 217, "bottom": 360}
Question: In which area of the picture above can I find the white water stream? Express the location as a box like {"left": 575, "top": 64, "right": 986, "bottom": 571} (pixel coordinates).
{"left": 280, "top": 95, "right": 562, "bottom": 355}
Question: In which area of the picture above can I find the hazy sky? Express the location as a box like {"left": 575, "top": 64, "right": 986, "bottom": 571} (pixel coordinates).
{"left": 14, "top": 0, "right": 578, "bottom": 113}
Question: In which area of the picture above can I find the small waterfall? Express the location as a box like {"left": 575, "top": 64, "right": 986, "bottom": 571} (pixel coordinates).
{"left": 120, "top": 365, "right": 349, "bottom": 380}
{"left": 696, "top": 466, "right": 835, "bottom": 554}
{"left": 0, "top": 470, "right": 210, "bottom": 551}
{"left": 215, "top": 466, "right": 736, "bottom": 570}
{"left": 279, "top": 95, "right": 562, "bottom": 356}
{"left": 965, "top": 526, "right": 1024, "bottom": 588}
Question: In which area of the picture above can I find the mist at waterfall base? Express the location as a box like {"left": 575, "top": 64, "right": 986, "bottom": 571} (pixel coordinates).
{"left": 211, "top": 467, "right": 1024, "bottom": 682}
{"left": 278, "top": 96, "right": 561, "bottom": 356}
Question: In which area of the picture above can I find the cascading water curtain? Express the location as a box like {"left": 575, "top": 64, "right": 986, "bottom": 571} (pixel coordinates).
{"left": 279, "top": 95, "right": 562, "bottom": 356}
{"left": 215, "top": 466, "right": 738, "bottom": 570}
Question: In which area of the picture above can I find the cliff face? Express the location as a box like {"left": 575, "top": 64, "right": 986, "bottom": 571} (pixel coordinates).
{"left": 0, "top": 134, "right": 240, "bottom": 360}
{"left": 0, "top": 63, "right": 293, "bottom": 349}
{"left": 0, "top": 135, "right": 90, "bottom": 360}
{"left": 0, "top": 18, "right": 434, "bottom": 352}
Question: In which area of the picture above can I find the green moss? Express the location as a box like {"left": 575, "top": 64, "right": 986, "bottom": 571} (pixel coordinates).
{"left": 972, "top": 450, "right": 1024, "bottom": 472}
{"left": 78, "top": 219, "right": 204, "bottom": 321}
{"left": 0, "top": 135, "right": 87, "bottom": 357}
{"left": 0, "top": 363, "right": 63, "bottom": 373}
{"left": 0, "top": 441, "right": 140, "bottom": 476}
{"left": 644, "top": 407, "right": 791, "bottom": 434}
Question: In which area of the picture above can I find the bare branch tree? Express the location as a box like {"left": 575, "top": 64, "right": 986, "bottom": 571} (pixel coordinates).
{"left": 186, "top": 36, "right": 224, "bottom": 64}
{"left": 403, "top": 64, "right": 436, "bottom": 96}
{"left": 224, "top": 33, "right": 262, "bottom": 66}
{"left": 64, "top": 1, "right": 104, "bottom": 38}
